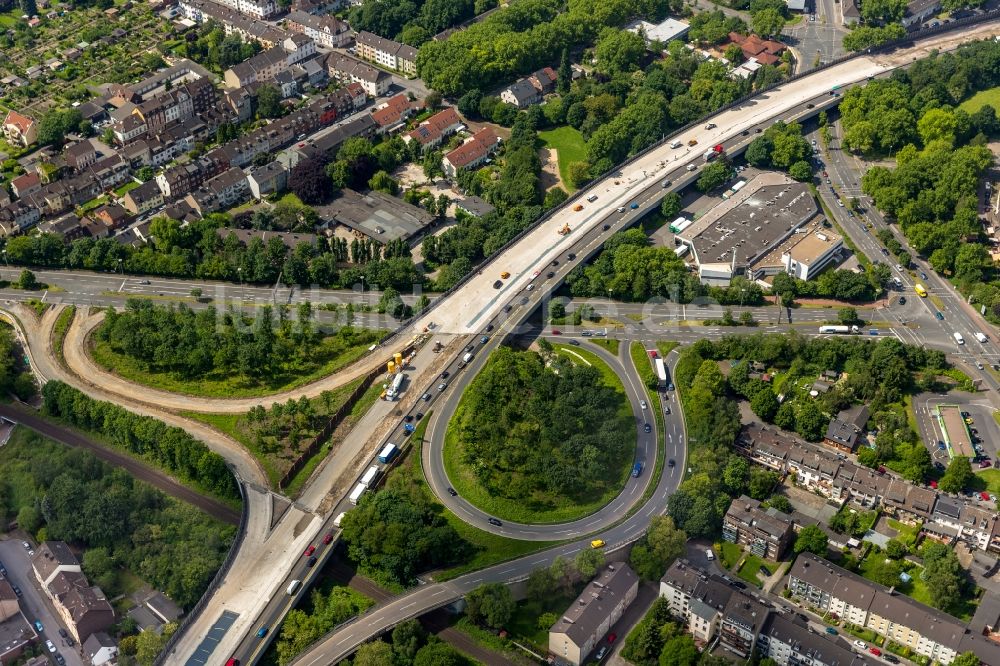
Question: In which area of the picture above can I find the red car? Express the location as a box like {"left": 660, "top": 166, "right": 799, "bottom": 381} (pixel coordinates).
{"left": 551, "top": 329, "right": 561, "bottom": 335}
{"left": 607, "top": 632, "right": 617, "bottom": 644}
{"left": 649, "top": 350, "right": 658, "bottom": 358}
{"left": 869, "top": 648, "right": 882, "bottom": 657}
{"left": 981, "top": 460, "right": 993, "bottom": 468}
{"left": 323, "top": 533, "right": 333, "bottom": 545}
{"left": 929, "top": 480, "right": 938, "bottom": 489}
{"left": 982, "top": 491, "right": 991, "bottom": 501}
{"left": 304, "top": 545, "right": 316, "bottom": 557}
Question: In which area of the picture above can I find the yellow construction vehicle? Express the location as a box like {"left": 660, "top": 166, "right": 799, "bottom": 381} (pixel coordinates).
{"left": 558, "top": 223, "right": 571, "bottom": 236}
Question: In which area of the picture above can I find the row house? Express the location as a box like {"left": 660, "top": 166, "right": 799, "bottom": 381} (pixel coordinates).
{"left": 0, "top": 202, "right": 41, "bottom": 235}
{"left": 371, "top": 94, "right": 415, "bottom": 134}
{"left": 32, "top": 542, "right": 114, "bottom": 644}
{"left": 354, "top": 31, "right": 417, "bottom": 76}
{"left": 284, "top": 10, "right": 352, "bottom": 48}
{"left": 2, "top": 110, "right": 37, "bottom": 147}
{"left": 756, "top": 612, "right": 868, "bottom": 666}
{"left": 156, "top": 162, "right": 207, "bottom": 200}
{"left": 87, "top": 155, "right": 131, "bottom": 190}
{"left": 64, "top": 140, "right": 97, "bottom": 172}
{"left": 247, "top": 160, "right": 288, "bottom": 198}
{"left": 38, "top": 214, "right": 89, "bottom": 242}
{"left": 223, "top": 35, "right": 316, "bottom": 88}
{"left": 403, "top": 107, "right": 462, "bottom": 151}
{"left": 325, "top": 52, "right": 391, "bottom": 97}
{"left": 927, "top": 499, "right": 999, "bottom": 551}
{"left": 548, "top": 563, "right": 638, "bottom": 665}
{"left": 190, "top": 167, "right": 250, "bottom": 211}
{"left": 442, "top": 127, "right": 501, "bottom": 178}
{"left": 788, "top": 553, "right": 1000, "bottom": 665}
{"left": 179, "top": 0, "right": 287, "bottom": 45}
{"left": 122, "top": 181, "right": 165, "bottom": 215}
{"left": 295, "top": 113, "right": 375, "bottom": 163}
{"left": 722, "top": 496, "right": 794, "bottom": 560}
{"left": 133, "top": 88, "right": 195, "bottom": 133}
{"left": 122, "top": 140, "right": 152, "bottom": 169}
{"left": 192, "top": 0, "right": 280, "bottom": 21}
{"left": 11, "top": 172, "right": 42, "bottom": 199}
{"left": 291, "top": 0, "right": 341, "bottom": 13}
{"left": 113, "top": 115, "right": 149, "bottom": 145}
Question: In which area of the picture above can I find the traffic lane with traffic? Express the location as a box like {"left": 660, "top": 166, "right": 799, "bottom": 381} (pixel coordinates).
{"left": 419, "top": 329, "right": 658, "bottom": 540}
{"left": 0, "top": 539, "right": 83, "bottom": 666}
{"left": 290, "top": 351, "right": 690, "bottom": 665}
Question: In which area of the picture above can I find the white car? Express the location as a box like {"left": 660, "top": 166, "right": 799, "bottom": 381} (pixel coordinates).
{"left": 46, "top": 640, "right": 56, "bottom": 653}
{"left": 639, "top": 400, "right": 647, "bottom": 410}
{"left": 853, "top": 640, "right": 867, "bottom": 651}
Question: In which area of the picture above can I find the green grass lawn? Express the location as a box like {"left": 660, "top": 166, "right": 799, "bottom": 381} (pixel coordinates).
{"left": 886, "top": 519, "right": 921, "bottom": 548}
{"left": 590, "top": 338, "right": 620, "bottom": 355}
{"left": 719, "top": 541, "right": 743, "bottom": 570}
{"left": 442, "top": 344, "right": 635, "bottom": 524}
{"left": 857, "top": 556, "right": 978, "bottom": 621}
{"left": 737, "top": 555, "right": 769, "bottom": 588}
{"left": 975, "top": 468, "right": 1000, "bottom": 494}
{"left": 90, "top": 330, "right": 381, "bottom": 399}
{"left": 539, "top": 126, "right": 587, "bottom": 192}
{"left": 392, "top": 413, "right": 562, "bottom": 581}
{"left": 959, "top": 86, "right": 1000, "bottom": 114}
{"left": 507, "top": 591, "right": 580, "bottom": 651}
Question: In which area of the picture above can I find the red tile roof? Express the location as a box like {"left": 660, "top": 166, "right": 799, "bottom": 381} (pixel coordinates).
{"left": 3, "top": 110, "right": 35, "bottom": 134}
{"left": 445, "top": 127, "right": 500, "bottom": 169}
{"left": 406, "top": 107, "right": 461, "bottom": 146}
{"left": 371, "top": 94, "right": 412, "bottom": 128}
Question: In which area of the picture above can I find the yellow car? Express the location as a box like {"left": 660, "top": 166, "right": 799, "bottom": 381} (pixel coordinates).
{"left": 591, "top": 539, "right": 606, "bottom": 549}
{"left": 500, "top": 271, "right": 510, "bottom": 279}
{"left": 966, "top": 418, "right": 975, "bottom": 425}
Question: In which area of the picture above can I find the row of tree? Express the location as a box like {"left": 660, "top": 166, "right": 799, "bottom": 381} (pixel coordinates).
{"left": 41, "top": 381, "right": 240, "bottom": 500}
{"left": 0, "top": 429, "right": 235, "bottom": 610}
{"left": 0, "top": 324, "right": 36, "bottom": 401}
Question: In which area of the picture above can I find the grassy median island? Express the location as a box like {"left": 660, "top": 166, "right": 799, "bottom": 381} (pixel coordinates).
{"left": 89, "top": 299, "right": 382, "bottom": 398}
{"left": 443, "top": 345, "right": 635, "bottom": 524}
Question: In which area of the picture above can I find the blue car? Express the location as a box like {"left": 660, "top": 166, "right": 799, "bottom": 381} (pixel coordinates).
{"left": 34, "top": 620, "right": 43, "bottom": 633}
{"left": 403, "top": 423, "right": 416, "bottom": 434}
{"left": 826, "top": 627, "right": 838, "bottom": 636}
{"left": 935, "top": 311, "right": 944, "bottom": 320}
{"left": 630, "top": 202, "right": 639, "bottom": 209}
{"left": 257, "top": 627, "right": 269, "bottom": 639}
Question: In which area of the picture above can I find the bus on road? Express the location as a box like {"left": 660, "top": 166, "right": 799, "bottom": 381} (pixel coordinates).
{"left": 914, "top": 284, "right": 928, "bottom": 297}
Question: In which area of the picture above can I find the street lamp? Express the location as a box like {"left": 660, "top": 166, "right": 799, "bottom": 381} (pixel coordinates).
{"left": 237, "top": 267, "right": 244, "bottom": 304}
{"left": 2, "top": 250, "right": 7, "bottom": 268}
{"left": 117, "top": 258, "right": 123, "bottom": 276}
{"left": 360, "top": 275, "right": 365, "bottom": 308}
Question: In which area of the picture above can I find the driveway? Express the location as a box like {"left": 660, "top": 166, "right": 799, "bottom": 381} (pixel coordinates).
{"left": 0, "top": 537, "right": 84, "bottom": 666}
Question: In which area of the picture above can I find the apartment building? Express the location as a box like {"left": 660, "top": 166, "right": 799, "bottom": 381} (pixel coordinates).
{"left": 2, "top": 110, "right": 37, "bottom": 147}
{"left": 64, "top": 140, "right": 98, "bottom": 171}
{"left": 403, "top": 107, "right": 463, "bottom": 151}
{"left": 284, "top": 10, "right": 352, "bottom": 48}
{"left": 371, "top": 94, "right": 415, "bottom": 134}
{"left": 354, "top": 31, "right": 418, "bottom": 75}
{"left": 442, "top": 127, "right": 501, "bottom": 178}
{"left": 757, "top": 613, "right": 867, "bottom": 666}
{"left": 223, "top": 35, "right": 315, "bottom": 88}
{"left": 788, "top": 553, "right": 1000, "bottom": 665}
{"left": 548, "top": 563, "right": 637, "bottom": 665}
{"left": 722, "top": 496, "right": 794, "bottom": 560}
{"left": 325, "top": 52, "right": 391, "bottom": 97}
{"left": 32, "top": 542, "right": 115, "bottom": 644}
{"left": 179, "top": 0, "right": 287, "bottom": 45}
{"left": 824, "top": 405, "right": 870, "bottom": 453}
{"left": 122, "top": 181, "right": 165, "bottom": 215}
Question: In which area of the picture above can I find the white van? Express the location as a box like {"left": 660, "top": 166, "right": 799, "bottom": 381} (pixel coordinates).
{"left": 954, "top": 332, "right": 965, "bottom": 345}
{"left": 287, "top": 580, "right": 301, "bottom": 595}
{"left": 686, "top": 164, "right": 697, "bottom": 171}
{"left": 669, "top": 140, "right": 682, "bottom": 149}
{"left": 706, "top": 549, "right": 715, "bottom": 561}
{"left": 975, "top": 332, "right": 989, "bottom": 343}
{"left": 333, "top": 512, "right": 348, "bottom": 527}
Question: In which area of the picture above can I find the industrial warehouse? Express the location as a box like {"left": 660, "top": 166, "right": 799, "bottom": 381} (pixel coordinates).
{"left": 674, "top": 173, "right": 844, "bottom": 286}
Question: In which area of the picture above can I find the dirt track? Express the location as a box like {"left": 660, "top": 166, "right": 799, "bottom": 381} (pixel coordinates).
{"left": 0, "top": 402, "right": 240, "bottom": 525}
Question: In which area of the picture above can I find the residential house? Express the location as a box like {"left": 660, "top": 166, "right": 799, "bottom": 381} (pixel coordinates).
{"left": 824, "top": 405, "right": 870, "bottom": 453}
{"left": 156, "top": 163, "right": 206, "bottom": 200}
{"left": 38, "top": 213, "right": 88, "bottom": 241}
{"left": 83, "top": 632, "right": 118, "bottom": 666}
{"left": 403, "top": 107, "right": 462, "bottom": 151}
{"left": 0, "top": 202, "right": 41, "bottom": 234}
{"left": 93, "top": 203, "right": 131, "bottom": 231}
{"left": 113, "top": 115, "right": 149, "bottom": 145}
{"left": 756, "top": 613, "right": 866, "bottom": 666}
{"left": 32, "top": 542, "right": 115, "bottom": 643}
{"left": 223, "top": 36, "right": 316, "bottom": 89}
{"left": 64, "top": 140, "right": 98, "bottom": 171}
{"left": 325, "top": 52, "right": 390, "bottom": 97}
{"left": 0, "top": 577, "right": 33, "bottom": 664}
{"left": 720, "top": 594, "right": 769, "bottom": 658}
{"left": 284, "top": 10, "right": 352, "bottom": 48}
{"left": 11, "top": 172, "right": 42, "bottom": 199}
{"left": 371, "top": 94, "right": 414, "bottom": 134}
{"left": 722, "top": 496, "right": 794, "bottom": 560}
{"left": 548, "top": 563, "right": 638, "bottom": 665}
{"left": 442, "top": 127, "right": 501, "bottom": 178}
{"left": 31, "top": 541, "right": 81, "bottom": 589}
{"left": 354, "top": 31, "right": 418, "bottom": 76}
{"left": 725, "top": 32, "right": 786, "bottom": 65}
{"left": 500, "top": 79, "right": 541, "bottom": 109}
{"left": 122, "top": 181, "right": 164, "bottom": 215}
{"left": 246, "top": 160, "right": 288, "bottom": 198}
{"left": 2, "top": 111, "right": 37, "bottom": 147}
{"left": 202, "top": 166, "right": 249, "bottom": 209}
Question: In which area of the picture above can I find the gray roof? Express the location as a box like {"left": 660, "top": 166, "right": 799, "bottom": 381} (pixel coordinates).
{"left": 760, "top": 613, "right": 863, "bottom": 665}
{"left": 314, "top": 188, "right": 433, "bottom": 243}
{"left": 549, "top": 563, "right": 637, "bottom": 646}
{"left": 504, "top": 79, "right": 538, "bottom": 104}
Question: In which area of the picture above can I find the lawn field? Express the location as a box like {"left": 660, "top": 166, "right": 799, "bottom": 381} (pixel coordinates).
{"left": 539, "top": 126, "right": 587, "bottom": 191}
{"left": 959, "top": 86, "right": 1000, "bottom": 114}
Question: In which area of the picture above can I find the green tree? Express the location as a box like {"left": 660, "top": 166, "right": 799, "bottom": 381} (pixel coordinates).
{"left": 391, "top": 620, "right": 426, "bottom": 664}
{"left": 526, "top": 567, "right": 557, "bottom": 601}
{"left": 724, "top": 43, "right": 744, "bottom": 63}
{"left": 838, "top": 307, "right": 859, "bottom": 325}
{"left": 658, "top": 634, "right": 698, "bottom": 666}
{"left": 794, "top": 524, "right": 829, "bottom": 555}
{"left": 697, "top": 161, "right": 732, "bottom": 192}
{"left": 867, "top": 557, "right": 902, "bottom": 586}
{"left": 750, "top": 387, "right": 778, "bottom": 422}
{"left": 795, "top": 400, "right": 827, "bottom": 441}
{"left": 951, "top": 652, "right": 982, "bottom": 666}
{"left": 465, "top": 583, "right": 514, "bottom": 629}
{"left": 256, "top": 83, "right": 283, "bottom": 119}
{"left": 576, "top": 548, "right": 606, "bottom": 580}
{"left": 939, "top": 456, "right": 973, "bottom": 494}
{"left": 567, "top": 161, "right": 591, "bottom": 189}
{"left": 368, "top": 170, "right": 400, "bottom": 195}
{"left": 788, "top": 160, "right": 812, "bottom": 181}
{"left": 630, "top": 516, "right": 687, "bottom": 580}
{"left": 136, "top": 166, "right": 155, "bottom": 182}
{"left": 885, "top": 539, "right": 907, "bottom": 559}
{"left": 16, "top": 269, "right": 38, "bottom": 290}
{"left": 860, "top": 0, "right": 906, "bottom": 23}
{"left": 594, "top": 27, "right": 647, "bottom": 74}
{"left": 752, "top": 8, "right": 785, "bottom": 38}
{"left": 353, "top": 640, "right": 395, "bottom": 666}
{"left": 557, "top": 48, "right": 572, "bottom": 94}
{"left": 660, "top": 192, "right": 682, "bottom": 219}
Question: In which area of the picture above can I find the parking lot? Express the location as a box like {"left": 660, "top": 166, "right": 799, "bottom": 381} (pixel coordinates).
{"left": 913, "top": 394, "right": 1000, "bottom": 471}
{"left": 0, "top": 538, "right": 84, "bottom": 666}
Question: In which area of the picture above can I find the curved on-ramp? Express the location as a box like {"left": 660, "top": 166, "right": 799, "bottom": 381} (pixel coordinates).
{"left": 421, "top": 338, "right": 663, "bottom": 540}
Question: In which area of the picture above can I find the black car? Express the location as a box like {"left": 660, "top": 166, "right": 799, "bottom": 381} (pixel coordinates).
{"left": 493, "top": 280, "right": 503, "bottom": 289}
{"left": 447, "top": 487, "right": 458, "bottom": 496}
{"left": 603, "top": 224, "right": 610, "bottom": 231}
{"left": 755, "top": 127, "right": 762, "bottom": 133}
{"left": 504, "top": 305, "right": 513, "bottom": 313}
{"left": 741, "top": 130, "right": 749, "bottom": 136}
{"left": 486, "top": 324, "right": 494, "bottom": 332}
{"left": 883, "top": 655, "right": 900, "bottom": 664}
{"left": 667, "top": 458, "right": 676, "bottom": 467}
{"left": 552, "top": 260, "right": 559, "bottom": 266}
{"left": 567, "top": 253, "right": 576, "bottom": 260}
{"left": 643, "top": 423, "right": 652, "bottom": 433}
{"left": 441, "top": 371, "right": 450, "bottom": 379}
{"left": 569, "top": 339, "right": 580, "bottom": 346}
{"left": 415, "top": 412, "right": 424, "bottom": 420}
{"left": 488, "top": 518, "right": 503, "bottom": 526}
{"left": 898, "top": 296, "right": 906, "bottom": 305}
{"left": 546, "top": 271, "right": 555, "bottom": 278}
{"left": 729, "top": 580, "right": 747, "bottom": 589}
{"left": 520, "top": 297, "right": 529, "bottom": 305}
{"left": 11, "top": 585, "right": 20, "bottom": 597}
{"left": 404, "top": 414, "right": 413, "bottom": 423}
{"left": 306, "top": 556, "right": 318, "bottom": 568}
